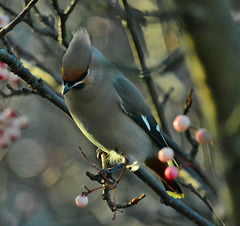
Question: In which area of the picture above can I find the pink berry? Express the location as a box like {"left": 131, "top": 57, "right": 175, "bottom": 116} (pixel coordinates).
{"left": 164, "top": 166, "right": 179, "bottom": 180}
{"left": 11, "top": 118, "right": 20, "bottom": 128}
{"left": 6, "top": 127, "right": 21, "bottom": 141}
{"left": 17, "top": 115, "right": 30, "bottom": 129}
{"left": 75, "top": 195, "right": 88, "bottom": 207}
{"left": 8, "top": 72, "right": 21, "bottom": 84}
{"left": 0, "top": 67, "right": 9, "bottom": 80}
{"left": 158, "top": 147, "right": 174, "bottom": 162}
{"left": 195, "top": 128, "right": 212, "bottom": 145}
{"left": 0, "top": 62, "right": 7, "bottom": 68}
{"left": 4, "top": 108, "right": 17, "bottom": 119}
{"left": 173, "top": 114, "right": 191, "bottom": 132}
{"left": 0, "top": 135, "right": 9, "bottom": 148}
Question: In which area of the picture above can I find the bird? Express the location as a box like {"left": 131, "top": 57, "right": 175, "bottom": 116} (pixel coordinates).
{"left": 61, "top": 28, "right": 183, "bottom": 199}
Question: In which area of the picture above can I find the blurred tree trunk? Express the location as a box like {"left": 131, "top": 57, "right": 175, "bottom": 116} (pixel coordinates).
{"left": 174, "top": 0, "right": 240, "bottom": 224}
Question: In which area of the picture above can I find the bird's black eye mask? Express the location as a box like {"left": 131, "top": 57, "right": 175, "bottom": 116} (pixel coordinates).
{"left": 62, "top": 68, "right": 90, "bottom": 94}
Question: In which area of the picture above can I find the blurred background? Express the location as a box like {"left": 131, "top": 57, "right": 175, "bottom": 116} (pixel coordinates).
{"left": 0, "top": 0, "right": 233, "bottom": 225}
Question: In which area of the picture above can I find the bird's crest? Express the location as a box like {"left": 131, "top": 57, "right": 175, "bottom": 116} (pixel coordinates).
{"left": 62, "top": 28, "right": 92, "bottom": 82}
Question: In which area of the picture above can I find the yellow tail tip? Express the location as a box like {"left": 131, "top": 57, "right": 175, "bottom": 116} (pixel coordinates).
{"left": 167, "top": 191, "right": 184, "bottom": 199}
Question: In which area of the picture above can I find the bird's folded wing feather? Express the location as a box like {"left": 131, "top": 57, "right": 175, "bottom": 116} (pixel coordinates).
{"left": 114, "top": 77, "right": 167, "bottom": 148}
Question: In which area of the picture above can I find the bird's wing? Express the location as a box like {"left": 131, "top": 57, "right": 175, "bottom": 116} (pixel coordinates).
{"left": 114, "top": 77, "right": 167, "bottom": 148}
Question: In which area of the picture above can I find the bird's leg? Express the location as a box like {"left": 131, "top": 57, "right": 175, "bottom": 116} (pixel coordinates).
{"left": 79, "top": 146, "right": 112, "bottom": 185}
{"left": 97, "top": 148, "right": 126, "bottom": 183}
{"left": 104, "top": 164, "right": 126, "bottom": 173}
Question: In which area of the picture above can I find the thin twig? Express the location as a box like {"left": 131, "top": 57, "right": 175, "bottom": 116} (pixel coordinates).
{"left": 180, "top": 182, "right": 225, "bottom": 226}
{"left": 182, "top": 90, "right": 200, "bottom": 161}
{"left": 78, "top": 146, "right": 112, "bottom": 185}
{"left": 184, "top": 89, "right": 193, "bottom": 115}
{"left": 122, "top": 0, "right": 171, "bottom": 137}
{"left": 142, "top": 10, "right": 179, "bottom": 20}
{"left": 186, "top": 128, "right": 199, "bottom": 162}
{"left": 102, "top": 190, "right": 146, "bottom": 210}
{"left": 7, "top": 36, "right": 61, "bottom": 83}
{"left": 51, "top": 0, "right": 79, "bottom": 47}
{"left": 1, "top": 36, "right": 15, "bottom": 56}
{"left": 0, "top": 0, "right": 39, "bottom": 38}
{"left": 0, "top": 83, "right": 38, "bottom": 97}
{"left": 108, "top": 1, "right": 178, "bottom": 21}
{"left": 33, "top": 6, "right": 55, "bottom": 30}
{"left": 159, "top": 48, "right": 185, "bottom": 73}
{"left": 64, "top": 0, "right": 79, "bottom": 15}
{"left": 164, "top": 132, "right": 217, "bottom": 194}
{"left": 159, "top": 87, "right": 175, "bottom": 106}
{"left": 0, "top": 3, "right": 58, "bottom": 41}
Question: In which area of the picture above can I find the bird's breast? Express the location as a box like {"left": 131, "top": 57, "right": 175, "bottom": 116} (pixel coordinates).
{"left": 64, "top": 85, "right": 158, "bottom": 165}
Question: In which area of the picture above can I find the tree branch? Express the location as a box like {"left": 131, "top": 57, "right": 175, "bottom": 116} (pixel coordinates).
{"left": 180, "top": 182, "right": 225, "bottom": 226}
{"left": 0, "top": 3, "right": 58, "bottom": 41}
{"left": 132, "top": 166, "right": 214, "bottom": 226}
{"left": 0, "top": 48, "right": 70, "bottom": 117}
{"left": 0, "top": 0, "right": 38, "bottom": 38}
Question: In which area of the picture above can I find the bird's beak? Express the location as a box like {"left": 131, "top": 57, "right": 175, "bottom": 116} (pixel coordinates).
{"left": 62, "top": 82, "right": 70, "bottom": 95}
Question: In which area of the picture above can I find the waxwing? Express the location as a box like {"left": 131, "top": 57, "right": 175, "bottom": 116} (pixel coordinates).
{"left": 62, "top": 28, "right": 183, "bottom": 198}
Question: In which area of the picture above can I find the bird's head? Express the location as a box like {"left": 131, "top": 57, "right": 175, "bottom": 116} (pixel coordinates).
{"left": 62, "top": 28, "right": 92, "bottom": 95}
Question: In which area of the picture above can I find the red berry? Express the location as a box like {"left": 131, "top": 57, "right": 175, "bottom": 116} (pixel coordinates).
{"left": 158, "top": 147, "right": 174, "bottom": 162}
{"left": 195, "top": 128, "right": 212, "bottom": 144}
{"left": 164, "top": 166, "right": 179, "bottom": 180}
{"left": 75, "top": 195, "right": 88, "bottom": 207}
{"left": 173, "top": 115, "right": 191, "bottom": 132}
{"left": 4, "top": 108, "right": 17, "bottom": 119}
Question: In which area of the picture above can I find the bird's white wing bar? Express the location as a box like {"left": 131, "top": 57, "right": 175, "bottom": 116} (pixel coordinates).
{"left": 114, "top": 77, "right": 168, "bottom": 148}
{"left": 141, "top": 115, "right": 151, "bottom": 131}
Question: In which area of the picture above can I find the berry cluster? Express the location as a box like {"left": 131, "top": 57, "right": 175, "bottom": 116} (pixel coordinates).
{"left": 0, "top": 12, "right": 29, "bottom": 150}
{"left": 157, "top": 114, "right": 213, "bottom": 181}
{"left": 0, "top": 62, "right": 21, "bottom": 86}
{"left": 173, "top": 114, "right": 212, "bottom": 145}
{"left": 0, "top": 16, "right": 21, "bottom": 87}
{"left": 0, "top": 108, "right": 30, "bottom": 148}
{"left": 158, "top": 147, "right": 179, "bottom": 180}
